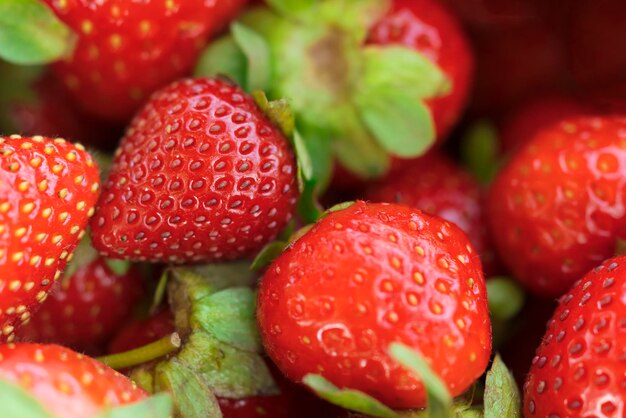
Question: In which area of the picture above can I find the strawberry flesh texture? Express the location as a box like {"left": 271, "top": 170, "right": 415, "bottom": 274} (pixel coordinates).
{"left": 488, "top": 116, "right": 626, "bottom": 296}
{"left": 366, "top": 154, "right": 498, "bottom": 276}
{"left": 107, "top": 309, "right": 175, "bottom": 354}
{"left": 0, "top": 343, "right": 148, "bottom": 418}
{"left": 369, "top": 0, "right": 474, "bottom": 142}
{"left": 90, "top": 78, "right": 298, "bottom": 263}
{"left": 258, "top": 201, "right": 491, "bottom": 409}
{"left": 44, "top": 0, "right": 248, "bottom": 123}
{"left": 0, "top": 136, "right": 100, "bottom": 342}
{"left": 17, "top": 258, "right": 144, "bottom": 352}
{"left": 524, "top": 256, "right": 626, "bottom": 417}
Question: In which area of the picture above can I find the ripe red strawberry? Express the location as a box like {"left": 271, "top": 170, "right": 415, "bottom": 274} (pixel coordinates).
{"left": 366, "top": 153, "right": 497, "bottom": 275}
{"left": 368, "top": 0, "right": 473, "bottom": 141}
{"left": 499, "top": 94, "right": 588, "bottom": 154}
{"left": 0, "top": 135, "right": 100, "bottom": 342}
{"left": 17, "top": 248, "right": 144, "bottom": 352}
{"left": 258, "top": 201, "right": 491, "bottom": 409}
{"left": 524, "top": 256, "right": 626, "bottom": 417}
{"left": 488, "top": 116, "right": 626, "bottom": 296}
{"left": 90, "top": 77, "right": 298, "bottom": 263}
{"left": 0, "top": 343, "right": 148, "bottom": 417}
{"left": 43, "top": 0, "right": 248, "bottom": 122}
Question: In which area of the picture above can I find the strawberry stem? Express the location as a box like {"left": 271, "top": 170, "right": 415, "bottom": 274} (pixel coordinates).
{"left": 97, "top": 332, "right": 181, "bottom": 370}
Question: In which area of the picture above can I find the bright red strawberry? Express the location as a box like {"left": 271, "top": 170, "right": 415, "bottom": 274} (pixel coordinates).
{"left": 366, "top": 153, "right": 497, "bottom": 275}
{"left": 369, "top": 0, "right": 474, "bottom": 141}
{"left": 523, "top": 256, "right": 626, "bottom": 417}
{"left": 90, "top": 77, "right": 298, "bottom": 263}
{"left": 0, "top": 343, "right": 148, "bottom": 417}
{"left": 108, "top": 309, "right": 175, "bottom": 354}
{"left": 44, "top": 0, "right": 248, "bottom": 122}
{"left": 258, "top": 201, "right": 491, "bottom": 409}
{"left": 488, "top": 116, "right": 626, "bottom": 296}
{"left": 16, "top": 241, "right": 144, "bottom": 351}
{"left": 0, "top": 135, "right": 100, "bottom": 342}
{"left": 499, "top": 94, "right": 588, "bottom": 154}
{"left": 6, "top": 72, "right": 122, "bottom": 150}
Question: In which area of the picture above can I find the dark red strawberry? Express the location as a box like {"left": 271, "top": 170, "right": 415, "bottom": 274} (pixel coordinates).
{"left": 90, "top": 77, "right": 298, "bottom": 263}
{"left": 258, "top": 201, "right": 491, "bottom": 409}
{"left": 499, "top": 94, "right": 588, "bottom": 154}
{"left": 438, "top": 0, "right": 540, "bottom": 29}
{"left": 0, "top": 135, "right": 100, "bottom": 342}
{"left": 524, "top": 256, "right": 626, "bottom": 417}
{"left": 369, "top": 0, "right": 474, "bottom": 141}
{"left": 6, "top": 72, "right": 122, "bottom": 150}
{"left": 366, "top": 153, "right": 497, "bottom": 275}
{"left": 0, "top": 343, "right": 149, "bottom": 418}
{"left": 108, "top": 309, "right": 175, "bottom": 354}
{"left": 471, "top": 22, "right": 569, "bottom": 116}
{"left": 16, "top": 241, "right": 144, "bottom": 351}
{"left": 488, "top": 116, "right": 626, "bottom": 296}
{"left": 567, "top": 0, "right": 626, "bottom": 90}
{"left": 44, "top": 0, "right": 248, "bottom": 122}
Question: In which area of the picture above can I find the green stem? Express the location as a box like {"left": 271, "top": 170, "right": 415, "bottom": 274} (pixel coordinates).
{"left": 97, "top": 333, "right": 181, "bottom": 370}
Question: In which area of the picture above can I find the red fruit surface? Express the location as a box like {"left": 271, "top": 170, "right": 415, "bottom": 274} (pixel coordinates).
{"left": 369, "top": 0, "right": 474, "bottom": 141}
{"left": 488, "top": 116, "right": 626, "bottom": 296}
{"left": 471, "top": 22, "right": 568, "bottom": 116}
{"left": 258, "top": 201, "right": 491, "bottom": 409}
{"left": 0, "top": 136, "right": 100, "bottom": 342}
{"left": 90, "top": 77, "right": 298, "bottom": 263}
{"left": 44, "top": 0, "right": 248, "bottom": 122}
{"left": 524, "top": 256, "right": 626, "bottom": 417}
{"left": 108, "top": 309, "right": 175, "bottom": 354}
{"left": 17, "top": 258, "right": 144, "bottom": 351}
{"left": 567, "top": 0, "right": 626, "bottom": 89}
{"left": 0, "top": 343, "right": 148, "bottom": 418}
{"left": 499, "top": 95, "right": 588, "bottom": 154}
{"left": 7, "top": 73, "right": 121, "bottom": 150}
{"left": 366, "top": 154, "right": 497, "bottom": 275}
{"left": 438, "top": 0, "right": 540, "bottom": 29}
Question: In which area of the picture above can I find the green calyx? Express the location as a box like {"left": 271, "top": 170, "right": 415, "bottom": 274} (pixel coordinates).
{"left": 127, "top": 263, "right": 276, "bottom": 418}
{"left": 196, "top": 0, "right": 450, "bottom": 183}
{"left": 0, "top": 378, "right": 172, "bottom": 418}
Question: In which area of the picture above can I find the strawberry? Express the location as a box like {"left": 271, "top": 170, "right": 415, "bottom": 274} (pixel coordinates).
{"left": 499, "top": 94, "right": 588, "bottom": 154}
{"left": 487, "top": 116, "right": 626, "bottom": 296}
{"left": 6, "top": 72, "right": 122, "bottom": 150}
{"left": 90, "top": 77, "right": 298, "bottom": 263}
{"left": 368, "top": 0, "right": 474, "bottom": 141}
{"left": 43, "top": 0, "right": 248, "bottom": 122}
{"left": 16, "top": 239, "right": 144, "bottom": 352}
{"left": 366, "top": 153, "right": 497, "bottom": 275}
{"left": 108, "top": 309, "right": 175, "bottom": 355}
{"left": 0, "top": 343, "right": 149, "bottom": 418}
{"left": 0, "top": 135, "right": 100, "bottom": 342}
{"left": 523, "top": 256, "right": 626, "bottom": 417}
{"left": 257, "top": 201, "right": 492, "bottom": 409}
{"left": 471, "top": 21, "right": 569, "bottom": 116}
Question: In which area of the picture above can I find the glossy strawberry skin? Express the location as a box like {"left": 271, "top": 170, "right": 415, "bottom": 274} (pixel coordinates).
{"left": 524, "top": 256, "right": 626, "bottom": 417}
{"left": 17, "top": 258, "right": 144, "bottom": 351}
{"left": 369, "top": 0, "right": 474, "bottom": 141}
{"left": 44, "top": 0, "right": 248, "bottom": 122}
{"left": 488, "top": 117, "right": 626, "bottom": 296}
{"left": 499, "top": 95, "right": 588, "bottom": 154}
{"left": 366, "top": 154, "right": 497, "bottom": 276}
{"left": 0, "top": 343, "right": 148, "bottom": 418}
{"left": 258, "top": 201, "right": 491, "bottom": 409}
{"left": 90, "top": 78, "right": 298, "bottom": 263}
{"left": 0, "top": 136, "right": 100, "bottom": 342}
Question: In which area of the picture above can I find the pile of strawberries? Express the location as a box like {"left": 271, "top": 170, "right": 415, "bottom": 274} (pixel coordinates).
{"left": 1, "top": 0, "right": 625, "bottom": 417}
